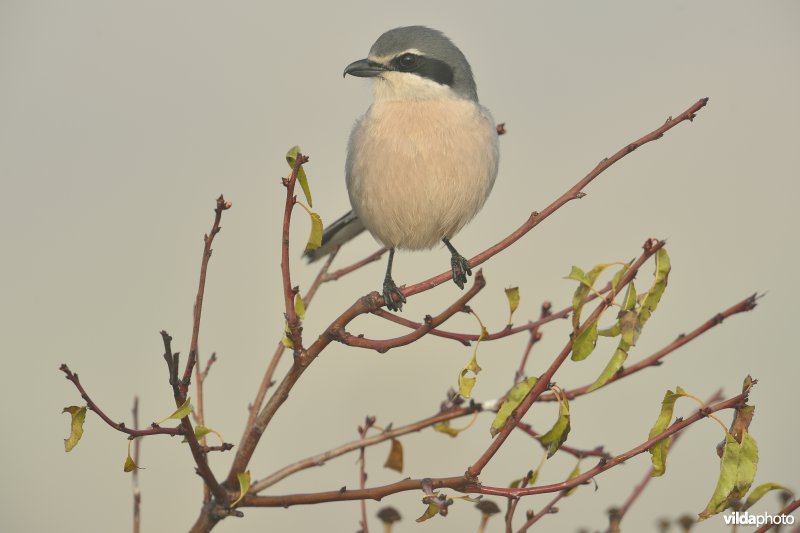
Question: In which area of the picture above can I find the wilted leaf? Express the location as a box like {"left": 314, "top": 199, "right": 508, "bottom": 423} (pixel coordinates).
{"left": 698, "top": 432, "right": 759, "bottom": 520}
{"left": 433, "top": 421, "right": 463, "bottom": 438}
{"left": 123, "top": 441, "right": 139, "bottom": 472}
{"left": 155, "top": 397, "right": 192, "bottom": 425}
{"left": 384, "top": 439, "right": 404, "bottom": 473}
{"left": 611, "top": 262, "right": 632, "bottom": 292}
{"left": 62, "top": 406, "right": 87, "bottom": 452}
{"left": 458, "top": 352, "right": 482, "bottom": 399}
{"left": 730, "top": 405, "right": 755, "bottom": 444}
{"left": 539, "top": 395, "right": 571, "bottom": 458}
{"left": 231, "top": 470, "right": 251, "bottom": 508}
{"left": 505, "top": 287, "right": 520, "bottom": 325}
{"left": 638, "top": 248, "right": 670, "bottom": 327}
{"left": 586, "top": 346, "right": 628, "bottom": 393}
{"left": 415, "top": 503, "right": 440, "bottom": 523}
{"left": 294, "top": 293, "right": 306, "bottom": 320}
{"left": 564, "top": 461, "right": 582, "bottom": 496}
{"left": 567, "top": 263, "right": 611, "bottom": 330}
{"left": 571, "top": 318, "right": 599, "bottom": 361}
{"left": 491, "top": 377, "right": 538, "bottom": 436}
{"left": 305, "top": 212, "right": 323, "bottom": 252}
{"left": 742, "top": 482, "right": 786, "bottom": 511}
{"left": 648, "top": 388, "right": 688, "bottom": 476}
{"left": 286, "top": 145, "right": 312, "bottom": 207}
{"left": 195, "top": 425, "right": 212, "bottom": 440}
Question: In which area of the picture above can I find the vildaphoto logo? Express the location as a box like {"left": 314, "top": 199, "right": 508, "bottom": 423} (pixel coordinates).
{"left": 722, "top": 511, "right": 795, "bottom": 527}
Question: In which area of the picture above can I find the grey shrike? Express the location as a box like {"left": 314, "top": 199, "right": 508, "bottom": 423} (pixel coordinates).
{"left": 306, "top": 26, "right": 500, "bottom": 311}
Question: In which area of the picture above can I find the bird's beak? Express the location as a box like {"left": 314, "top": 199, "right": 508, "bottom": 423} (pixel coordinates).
{"left": 343, "top": 58, "right": 388, "bottom": 78}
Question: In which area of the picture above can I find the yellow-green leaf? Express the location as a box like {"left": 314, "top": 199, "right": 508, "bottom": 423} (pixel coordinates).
{"left": 231, "top": 470, "right": 251, "bottom": 508}
{"left": 286, "top": 145, "right": 312, "bottom": 207}
{"left": 458, "top": 352, "right": 482, "bottom": 399}
{"left": 491, "top": 377, "right": 538, "bottom": 436}
{"left": 433, "top": 421, "right": 463, "bottom": 438}
{"left": 567, "top": 263, "right": 611, "bottom": 330}
{"left": 571, "top": 318, "right": 599, "bottom": 361}
{"left": 648, "top": 388, "right": 688, "bottom": 476}
{"left": 564, "top": 461, "right": 582, "bottom": 496}
{"left": 305, "top": 212, "right": 323, "bottom": 252}
{"left": 698, "top": 432, "right": 759, "bottom": 520}
{"left": 742, "top": 482, "right": 786, "bottom": 511}
{"left": 415, "top": 503, "right": 440, "bottom": 523}
{"left": 638, "top": 248, "right": 670, "bottom": 327}
{"left": 586, "top": 346, "right": 628, "bottom": 393}
{"left": 611, "top": 262, "right": 632, "bottom": 292}
{"left": 155, "top": 397, "right": 192, "bottom": 425}
{"left": 195, "top": 425, "right": 212, "bottom": 440}
{"left": 62, "top": 406, "right": 87, "bottom": 452}
{"left": 539, "top": 395, "right": 571, "bottom": 458}
{"left": 294, "top": 293, "right": 306, "bottom": 320}
{"left": 383, "top": 438, "right": 404, "bottom": 473}
{"left": 505, "top": 287, "right": 520, "bottom": 325}
{"left": 123, "top": 447, "right": 139, "bottom": 472}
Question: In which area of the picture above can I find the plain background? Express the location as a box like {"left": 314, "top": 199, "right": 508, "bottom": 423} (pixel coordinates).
{"left": 1, "top": 1, "right": 798, "bottom": 531}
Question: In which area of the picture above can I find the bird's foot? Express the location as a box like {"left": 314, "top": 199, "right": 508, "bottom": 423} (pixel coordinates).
{"left": 383, "top": 276, "right": 406, "bottom": 312}
{"left": 450, "top": 252, "right": 472, "bottom": 289}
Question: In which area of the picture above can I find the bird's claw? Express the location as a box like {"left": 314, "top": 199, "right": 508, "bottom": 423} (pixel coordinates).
{"left": 451, "top": 253, "right": 472, "bottom": 289}
{"left": 383, "top": 276, "right": 406, "bottom": 312}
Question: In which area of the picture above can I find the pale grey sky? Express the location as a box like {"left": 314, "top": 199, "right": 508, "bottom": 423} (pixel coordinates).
{"left": 1, "top": 1, "right": 798, "bottom": 532}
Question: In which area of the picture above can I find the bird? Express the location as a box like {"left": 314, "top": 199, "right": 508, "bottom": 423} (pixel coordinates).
{"left": 306, "top": 26, "right": 500, "bottom": 312}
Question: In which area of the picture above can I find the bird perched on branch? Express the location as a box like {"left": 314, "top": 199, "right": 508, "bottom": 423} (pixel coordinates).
{"left": 306, "top": 26, "right": 500, "bottom": 311}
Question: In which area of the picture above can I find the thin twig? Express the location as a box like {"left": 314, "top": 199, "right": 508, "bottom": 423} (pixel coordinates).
{"left": 132, "top": 396, "right": 141, "bottom": 533}
{"left": 517, "top": 491, "right": 565, "bottom": 531}
{"left": 514, "top": 302, "right": 550, "bottom": 383}
{"left": 280, "top": 153, "right": 308, "bottom": 354}
{"left": 324, "top": 247, "right": 387, "bottom": 282}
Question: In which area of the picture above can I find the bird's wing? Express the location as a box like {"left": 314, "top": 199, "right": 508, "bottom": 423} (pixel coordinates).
{"left": 303, "top": 210, "right": 366, "bottom": 262}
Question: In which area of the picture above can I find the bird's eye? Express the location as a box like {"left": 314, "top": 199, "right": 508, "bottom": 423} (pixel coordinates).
{"left": 397, "top": 53, "right": 419, "bottom": 70}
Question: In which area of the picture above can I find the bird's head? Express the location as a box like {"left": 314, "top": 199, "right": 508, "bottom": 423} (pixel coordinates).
{"left": 343, "top": 26, "right": 478, "bottom": 102}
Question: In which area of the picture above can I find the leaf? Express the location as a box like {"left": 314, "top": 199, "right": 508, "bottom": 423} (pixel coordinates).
{"left": 231, "top": 470, "right": 251, "bottom": 508}
{"left": 155, "top": 397, "right": 192, "bottom": 425}
{"left": 305, "top": 212, "right": 323, "bottom": 252}
{"left": 294, "top": 293, "right": 306, "bottom": 320}
{"left": 539, "top": 395, "right": 571, "bottom": 458}
{"left": 505, "top": 287, "right": 520, "bottom": 325}
{"left": 458, "top": 352, "right": 482, "bottom": 399}
{"left": 564, "top": 461, "right": 582, "bottom": 497}
{"left": 384, "top": 438, "right": 404, "bottom": 473}
{"left": 571, "top": 318, "right": 599, "bottom": 361}
{"left": 586, "top": 346, "right": 628, "bottom": 393}
{"left": 433, "top": 421, "right": 463, "bottom": 438}
{"left": 647, "top": 388, "right": 688, "bottom": 476}
{"left": 415, "top": 503, "right": 440, "bottom": 523}
{"left": 286, "top": 145, "right": 312, "bottom": 207}
{"left": 611, "top": 261, "right": 632, "bottom": 292}
{"left": 567, "top": 263, "right": 610, "bottom": 330}
{"left": 282, "top": 321, "right": 294, "bottom": 349}
{"left": 490, "top": 377, "right": 538, "bottom": 437}
{"left": 62, "top": 406, "right": 87, "bottom": 452}
{"left": 123, "top": 441, "right": 139, "bottom": 472}
{"left": 741, "top": 482, "right": 786, "bottom": 511}
{"left": 698, "top": 432, "right": 759, "bottom": 520}
{"left": 194, "top": 425, "right": 212, "bottom": 440}
{"left": 638, "top": 248, "right": 670, "bottom": 327}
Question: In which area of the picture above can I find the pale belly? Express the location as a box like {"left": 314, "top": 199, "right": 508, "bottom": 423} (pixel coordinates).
{"left": 346, "top": 98, "right": 499, "bottom": 250}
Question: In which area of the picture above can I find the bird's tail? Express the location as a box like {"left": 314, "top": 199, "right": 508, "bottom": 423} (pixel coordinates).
{"left": 303, "top": 210, "right": 366, "bottom": 262}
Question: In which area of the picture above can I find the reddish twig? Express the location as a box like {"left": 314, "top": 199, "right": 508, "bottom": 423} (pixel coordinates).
{"left": 324, "top": 247, "right": 387, "bottom": 282}
{"left": 516, "top": 422, "right": 609, "bottom": 460}
{"left": 753, "top": 499, "right": 800, "bottom": 533}
{"left": 240, "top": 391, "right": 746, "bottom": 508}
{"left": 538, "top": 294, "right": 760, "bottom": 402}
{"left": 517, "top": 491, "right": 565, "bottom": 531}
{"left": 249, "top": 405, "right": 476, "bottom": 494}
{"left": 356, "top": 417, "right": 375, "bottom": 533}
{"left": 514, "top": 302, "right": 551, "bottom": 383}
{"left": 59, "top": 364, "right": 182, "bottom": 437}
{"left": 280, "top": 154, "right": 308, "bottom": 354}
{"left": 399, "top": 98, "right": 709, "bottom": 300}
{"left": 467, "top": 239, "right": 664, "bottom": 479}
{"left": 201, "top": 353, "right": 217, "bottom": 381}
{"left": 132, "top": 397, "right": 142, "bottom": 533}
{"left": 334, "top": 270, "right": 486, "bottom": 352}
{"left": 611, "top": 390, "right": 724, "bottom": 531}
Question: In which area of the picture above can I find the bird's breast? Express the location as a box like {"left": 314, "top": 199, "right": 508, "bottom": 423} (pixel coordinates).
{"left": 346, "top": 97, "right": 499, "bottom": 250}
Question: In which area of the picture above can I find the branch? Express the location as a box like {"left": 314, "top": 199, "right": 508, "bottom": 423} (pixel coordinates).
{"left": 333, "top": 270, "right": 486, "bottom": 352}
{"left": 59, "top": 364, "right": 182, "bottom": 437}
{"left": 399, "top": 98, "right": 709, "bottom": 301}
{"left": 281, "top": 153, "right": 309, "bottom": 353}
{"left": 467, "top": 239, "right": 664, "bottom": 478}
{"left": 753, "top": 498, "right": 800, "bottom": 533}
{"left": 517, "top": 492, "right": 564, "bottom": 531}
{"left": 324, "top": 247, "right": 387, "bottom": 282}
{"left": 538, "top": 294, "right": 760, "bottom": 402}
{"left": 239, "top": 389, "right": 745, "bottom": 508}
{"left": 516, "top": 422, "right": 609, "bottom": 460}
